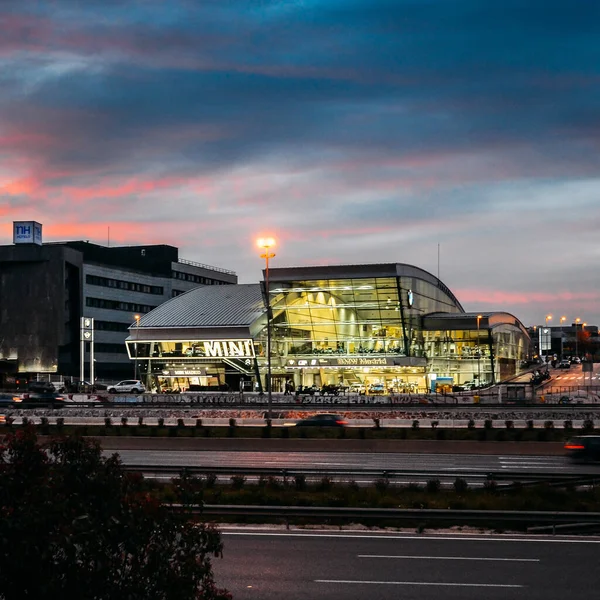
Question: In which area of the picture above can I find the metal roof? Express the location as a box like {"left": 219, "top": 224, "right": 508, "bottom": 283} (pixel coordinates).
{"left": 134, "top": 283, "right": 264, "bottom": 329}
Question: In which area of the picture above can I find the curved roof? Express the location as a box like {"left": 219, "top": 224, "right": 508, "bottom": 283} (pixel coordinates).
{"left": 423, "top": 311, "right": 530, "bottom": 337}
{"left": 267, "top": 263, "right": 464, "bottom": 311}
{"left": 134, "top": 283, "right": 264, "bottom": 329}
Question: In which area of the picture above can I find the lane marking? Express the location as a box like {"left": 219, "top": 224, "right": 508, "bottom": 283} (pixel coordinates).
{"left": 316, "top": 579, "right": 523, "bottom": 588}
{"left": 222, "top": 531, "right": 600, "bottom": 544}
{"left": 358, "top": 555, "right": 540, "bottom": 562}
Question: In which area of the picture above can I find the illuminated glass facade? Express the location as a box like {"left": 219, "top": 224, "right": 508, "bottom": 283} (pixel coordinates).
{"left": 127, "top": 264, "right": 532, "bottom": 393}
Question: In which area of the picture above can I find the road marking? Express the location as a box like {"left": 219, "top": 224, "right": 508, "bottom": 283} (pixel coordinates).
{"left": 358, "top": 555, "right": 539, "bottom": 562}
{"left": 316, "top": 579, "right": 523, "bottom": 588}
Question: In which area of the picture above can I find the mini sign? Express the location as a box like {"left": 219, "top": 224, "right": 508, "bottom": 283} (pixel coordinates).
{"left": 13, "top": 221, "right": 42, "bottom": 245}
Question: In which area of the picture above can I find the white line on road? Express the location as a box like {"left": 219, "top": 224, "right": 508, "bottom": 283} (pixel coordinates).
{"left": 316, "top": 579, "right": 523, "bottom": 588}
{"left": 358, "top": 555, "right": 539, "bottom": 562}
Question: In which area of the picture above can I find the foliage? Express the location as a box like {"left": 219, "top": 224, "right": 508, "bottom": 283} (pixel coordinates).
{"left": 0, "top": 429, "right": 230, "bottom": 600}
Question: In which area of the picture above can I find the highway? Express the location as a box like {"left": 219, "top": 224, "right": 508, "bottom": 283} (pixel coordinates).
{"left": 110, "top": 449, "right": 600, "bottom": 476}
{"left": 212, "top": 528, "right": 600, "bottom": 599}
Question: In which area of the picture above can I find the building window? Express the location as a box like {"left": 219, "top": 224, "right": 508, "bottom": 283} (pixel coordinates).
{"left": 86, "top": 297, "right": 157, "bottom": 314}
{"left": 86, "top": 274, "right": 164, "bottom": 295}
{"left": 95, "top": 343, "right": 127, "bottom": 354}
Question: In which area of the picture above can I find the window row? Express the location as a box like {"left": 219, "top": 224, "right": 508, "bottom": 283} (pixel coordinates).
{"left": 94, "top": 320, "right": 132, "bottom": 333}
{"left": 171, "top": 271, "right": 227, "bottom": 285}
{"left": 94, "top": 343, "right": 127, "bottom": 354}
{"left": 86, "top": 297, "right": 157, "bottom": 314}
{"left": 86, "top": 274, "right": 164, "bottom": 295}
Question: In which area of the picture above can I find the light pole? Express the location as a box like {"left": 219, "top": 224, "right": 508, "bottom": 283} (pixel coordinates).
{"left": 575, "top": 317, "right": 581, "bottom": 359}
{"left": 545, "top": 314, "right": 552, "bottom": 363}
{"left": 134, "top": 314, "right": 140, "bottom": 380}
{"left": 257, "top": 237, "right": 276, "bottom": 419}
{"left": 560, "top": 316, "right": 566, "bottom": 359}
{"left": 476, "top": 314, "right": 483, "bottom": 385}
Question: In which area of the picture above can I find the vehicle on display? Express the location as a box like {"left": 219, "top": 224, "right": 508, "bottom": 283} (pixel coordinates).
{"left": 108, "top": 380, "right": 146, "bottom": 394}
{"left": 564, "top": 436, "right": 600, "bottom": 462}
{"left": 320, "top": 384, "right": 340, "bottom": 396}
{"left": 558, "top": 360, "right": 571, "bottom": 369}
{"left": 368, "top": 383, "right": 386, "bottom": 394}
{"left": 348, "top": 383, "right": 366, "bottom": 395}
{"left": 295, "top": 385, "right": 320, "bottom": 396}
{"left": 571, "top": 357, "right": 582, "bottom": 364}
{"left": 294, "top": 413, "right": 348, "bottom": 427}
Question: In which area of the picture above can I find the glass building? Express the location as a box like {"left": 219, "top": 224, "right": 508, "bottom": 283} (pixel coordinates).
{"left": 126, "top": 263, "right": 531, "bottom": 393}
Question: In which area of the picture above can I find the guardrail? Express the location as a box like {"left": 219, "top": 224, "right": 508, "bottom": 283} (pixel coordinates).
{"left": 184, "top": 504, "right": 600, "bottom": 530}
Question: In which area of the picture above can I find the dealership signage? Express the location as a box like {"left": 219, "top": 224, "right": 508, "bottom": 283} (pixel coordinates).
{"left": 13, "top": 221, "right": 42, "bottom": 245}
{"left": 202, "top": 340, "right": 255, "bottom": 358}
{"left": 287, "top": 356, "right": 396, "bottom": 367}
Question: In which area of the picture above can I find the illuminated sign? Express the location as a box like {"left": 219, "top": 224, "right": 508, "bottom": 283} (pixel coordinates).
{"left": 203, "top": 340, "right": 255, "bottom": 358}
{"left": 13, "top": 221, "right": 42, "bottom": 245}
{"left": 407, "top": 289, "right": 414, "bottom": 306}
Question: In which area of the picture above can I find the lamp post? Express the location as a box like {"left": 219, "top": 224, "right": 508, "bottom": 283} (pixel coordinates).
{"left": 575, "top": 317, "right": 581, "bottom": 359}
{"left": 545, "top": 314, "right": 552, "bottom": 363}
{"left": 560, "top": 316, "right": 566, "bottom": 359}
{"left": 257, "top": 237, "right": 276, "bottom": 419}
{"left": 134, "top": 314, "right": 140, "bottom": 380}
{"left": 476, "top": 314, "right": 483, "bottom": 385}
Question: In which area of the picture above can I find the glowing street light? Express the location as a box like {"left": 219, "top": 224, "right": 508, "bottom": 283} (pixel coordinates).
{"left": 560, "top": 316, "right": 566, "bottom": 359}
{"left": 575, "top": 317, "right": 581, "bottom": 359}
{"left": 134, "top": 314, "right": 140, "bottom": 380}
{"left": 257, "top": 237, "right": 276, "bottom": 419}
{"left": 476, "top": 314, "right": 483, "bottom": 385}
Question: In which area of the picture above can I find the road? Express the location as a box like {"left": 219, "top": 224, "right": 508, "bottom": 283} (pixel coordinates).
{"left": 110, "top": 449, "right": 600, "bottom": 476}
{"left": 212, "top": 528, "right": 600, "bottom": 600}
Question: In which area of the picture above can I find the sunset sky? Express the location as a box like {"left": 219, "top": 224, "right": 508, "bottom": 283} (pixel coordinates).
{"left": 1, "top": 0, "right": 599, "bottom": 327}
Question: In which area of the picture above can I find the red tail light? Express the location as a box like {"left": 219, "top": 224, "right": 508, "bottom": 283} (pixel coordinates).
{"left": 565, "top": 444, "right": 585, "bottom": 450}
{"left": 336, "top": 420, "right": 348, "bottom": 425}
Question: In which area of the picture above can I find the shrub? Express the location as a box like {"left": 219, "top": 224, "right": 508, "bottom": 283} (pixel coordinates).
{"left": 21, "top": 417, "right": 30, "bottom": 427}
{"left": 294, "top": 474, "right": 307, "bottom": 491}
{"left": 121, "top": 417, "right": 128, "bottom": 427}
{"left": 544, "top": 420, "right": 554, "bottom": 430}
{"left": 467, "top": 419, "right": 476, "bottom": 430}
{"left": 177, "top": 418, "right": 185, "bottom": 428}
{"left": 564, "top": 420, "right": 573, "bottom": 431}
{"left": 5, "top": 416, "right": 14, "bottom": 427}
{"left": 230, "top": 475, "right": 246, "bottom": 490}
{"left": 505, "top": 420, "right": 514, "bottom": 429}
{"left": 582, "top": 419, "right": 594, "bottom": 432}
{"left": 104, "top": 417, "right": 112, "bottom": 428}
{"left": 137, "top": 416, "right": 144, "bottom": 427}
{"left": 431, "top": 420, "right": 439, "bottom": 429}
{"left": 453, "top": 477, "right": 469, "bottom": 493}
{"left": 204, "top": 473, "right": 218, "bottom": 488}
{"left": 195, "top": 418, "right": 203, "bottom": 428}
{"left": 266, "top": 476, "right": 282, "bottom": 491}
{"left": 316, "top": 476, "right": 334, "bottom": 492}
{"left": 483, "top": 476, "right": 497, "bottom": 492}
{"left": 56, "top": 417, "right": 64, "bottom": 429}
{"left": 526, "top": 419, "right": 534, "bottom": 430}
{"left": 348, "top": 479, "right": 360, "bottom": 492}
{"left": 40, "top": 416, "right": 49, "bottom": 430}
{"left": 157, "top": 417, "right": 165, "bottom": 428}
{"left": 373, "top": 417, "right": 381, "bottom": 429}
{"left": 426, "top": 478, "right": 441, "bottom": 493}
{"left": 412, "top": 419, "right": 420, "bottom": 430}
{"left": 374, "top": 478, "right": 390, "bottom": 493}
{"left": 484, "top": 419, "right": 493, "bottom": 430}
{"left": 228, "top": 418, "right": 236, "bottom": 428}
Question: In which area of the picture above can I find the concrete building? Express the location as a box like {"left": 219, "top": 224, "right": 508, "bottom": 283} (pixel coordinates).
{"left": 0, "top": 222, "right": 237, "bottom": 384}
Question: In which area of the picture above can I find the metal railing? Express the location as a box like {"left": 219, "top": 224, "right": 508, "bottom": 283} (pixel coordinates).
{"left": 178, "top": 258, "right": 236, "bottom": 276}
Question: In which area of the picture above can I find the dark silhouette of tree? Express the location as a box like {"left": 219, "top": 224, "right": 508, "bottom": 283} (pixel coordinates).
{"left": 0, "top": 429, "right": 231, "bottom": 600}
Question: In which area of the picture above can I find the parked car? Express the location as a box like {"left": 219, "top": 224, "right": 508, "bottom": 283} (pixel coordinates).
{"left": 62, "top": 380, "right": 109, "bottom": 393}
{"left": 571, "top": 357, "right": 582, "bottom": 365}
{"left": 565, "top": 436, "right": 600, "bottom": 462}
{"left": 108, "top": 380, "right": 146, "bottom": 394}
{"left": 320, "top": 384, "right": 340, "bottom": 396}
{"left": 295, "top": 385, "right": 320, "bottom": 396}
{"left": 558, "top": 360, "right": 571, "bottom": 369}
{"left": 294, "top": 414, "right": 348, "bottom": 427}
{"left": 27, "top": 381, "right": 56, "bottom": 394}
{"left": 368, "top": 383, "right": 386, "bottom": 394}
{"left": 348, "top": 383, "right": 366, "bottom": 395}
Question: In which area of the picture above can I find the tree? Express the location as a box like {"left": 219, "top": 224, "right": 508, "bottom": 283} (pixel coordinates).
{"left": 0, "top": 429, "right": 231, "bottom": 600}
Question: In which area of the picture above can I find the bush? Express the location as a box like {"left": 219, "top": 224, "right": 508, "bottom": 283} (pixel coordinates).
{"left": 5, "top": 416, "right": 14, "bottom": 427}
{"left": 431, "top": 420, "right": 439, "bottom": 429}
{"left": 195, "top": 418, "right": 203, "bottom": 428}
{"left": 104, "top": 417, "right": 112, "bottom": 428}
{"left": 294, "top": 474, "right": 307, "bottom": 491}
{"left": 229, "top": 418, "right": 236, "bottom": 428}
{"left": 157, "top": 417, "right": 165, "bottom": 428}
{"left": 373, "top": 417, "right": 381, "bottom": 429}
{"left": 412, "top": 419, "right": 420, "bottom": 430}
{"left": 175, "top": 418, "right": 184, "bottom": 428}
{"left": 484, "top": 419, "right": 493, "bottom": 430}
{"left": 40, "top": 417, "right": 49, "bottom": 432}
{"left": 505, "top": 420, "right": 514, "bottom": 429}
{"left": 467, "top": 419, "right": 476, "bottom": 430}
{"left": 453, "top": 477, "right": 469, "bottom": 493}
{"left": 426, "top": 478, "right": 441, "bottom": 493}
{"left": 137, "top": 416, "right": 144, "bottom": 427}
{"left": 526, "top": 420, "right": 534, "bottom": 430}
{"left": 121, "top": 417, "right": 128, "bottom": 427}
{"left": 21, "top": 417, "right": 30, "bottom": 427}
{"left": 483, "top": 476, "right": 497, "bottom": 492}
{"left": 230, "top": 475, "right": 246, "bottom": 490}
{"left": 544, "top": 420, "right": 554, "bottom": 430}
{"left": 316, "top": 476, "right": 334, "bottom": 492}
{"left": 582, "top": 419, "right": 594, "bottom": 432}
{"left": 56, "top": 417, "right": 64, "bottom": 429}
{"left": 374, "top": 478, "right": 390, "bottom": 493}
{"left": 564, "top": 420, "right": 573, "bottom": 431}
{"left": 204, "top": 473, "right": 218, "bottom": 488}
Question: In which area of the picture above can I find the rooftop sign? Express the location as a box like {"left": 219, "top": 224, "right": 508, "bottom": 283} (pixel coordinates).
{"left": 13, "top": 221, "right": 42, "bottom": 245}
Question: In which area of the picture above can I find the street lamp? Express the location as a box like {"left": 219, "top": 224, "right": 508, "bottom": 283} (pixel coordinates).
{"left": 560, "top": 316, "right": 566, "bottom": 359}
{"left": 134, "top": 314, "right": 140, "bottom": 380}
{"left": 257, "top": 237, "right": 276, "bottom": 419}
{"left": 476, "top": 314, "right": 483, "bottom": 385}
{"left": 575, "top": 317, "right": 581, "bottom": 359}
{"left": 545, "top": 314, "right": 552, "bottom": 363}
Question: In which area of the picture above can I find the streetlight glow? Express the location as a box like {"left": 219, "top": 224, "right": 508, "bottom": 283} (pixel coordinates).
{"left": 257, "top": 237, "right": 276, "bottom": 250}
{"left": 476, "top": 315, "right": 483, "bottom": 385}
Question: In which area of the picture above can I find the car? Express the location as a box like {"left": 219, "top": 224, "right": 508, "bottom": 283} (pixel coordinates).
{"left": 348, "top": 383, "right": 366, "bottom": 395}
{"left": 565, "top": 436, "right": 600, "bottom": 462}
{"left": 27, "top": 381, "right": 56, "bottom": 394}
{"left": 20, "top": 392, "right": 66, "bottom": 409}
{"left": 368, "top": 383, "right": 386, "bottom": 394}
{"left": 294, "top": 413, "right": 348, "bottom": 427}
{"left": 0, "top": 393, "right": 22, "bottom": 408}
{"left": 295, "top": 385, "right": 320, "bottom": 396}
{"left": 320, "top": 384, "right": 340, "bottom": 396}
{"left": 558, "top": 360, "right": 571, "bottom": 369}
{"left": 63, "top": 381, "right": 109, "bottom": 393}
{"left": 571, "top": 357, "right": 582, "bottom": 365}
{"left": 108, "top": 380, "right": 146, "bottom": 394}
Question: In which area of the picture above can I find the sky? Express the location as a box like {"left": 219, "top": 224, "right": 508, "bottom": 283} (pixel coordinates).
{"left": 1, "top": 0, "right": 599, "bottom": 328}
